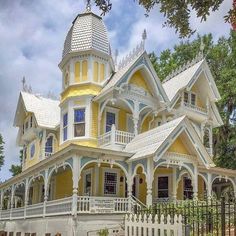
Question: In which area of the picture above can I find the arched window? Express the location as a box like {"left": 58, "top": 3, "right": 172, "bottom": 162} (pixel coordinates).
{"left": 45, "top": 135, "right": 54, "bottom": 157}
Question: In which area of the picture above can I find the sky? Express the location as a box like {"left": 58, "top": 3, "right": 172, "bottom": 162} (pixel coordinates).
{"left": 0, "top": 0, "right": 233, "bottom": 182}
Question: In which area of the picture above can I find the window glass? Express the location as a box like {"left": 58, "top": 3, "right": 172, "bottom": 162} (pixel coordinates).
{"left": 84, "top": 172, "right": 92, "bottom": 195}
{"left": 106, "top": 112, "right": 116, "bottom": 132}
{"left": 74, "top": 108, "right": 85, "bottom": 137}
{"left": 104, "top": 172, "right": 117, "bottom": 195}
{"left": 158, "top": 176, "right": 169, "bottom": 198}
{"left": 25, "top": 121, "right": 29, "bottom": 130}
{"left": 191, "top": 93, "right": 196, "bottom": 105}
{"left": 184, "top": 92, "right": 189, "bottom": 103}
{"left": 30, "top": 116, "right": 33, "bottom": 127}
{"left": 45, "top": 136, "right": 53, "bottom": 153}
{"left": 183, "top": 177, "right": 193, "bottom": 200}
{"left": 63, "top": 113, "right": 68, "bottom": 141}
{"left": 30, "top": 143, "right": 35, "bottom": 159}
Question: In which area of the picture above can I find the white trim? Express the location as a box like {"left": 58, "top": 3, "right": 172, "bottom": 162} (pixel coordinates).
{"left": 102, "top": 167, "right": 120, "bottom": 197}
{"left": 126, "top": 113, "right": 134, "bottom": 133}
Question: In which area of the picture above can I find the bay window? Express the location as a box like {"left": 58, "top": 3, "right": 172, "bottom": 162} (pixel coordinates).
{"left": 74, "top": 108, "right": 85, "bottom": 137}
{"left": 63, "top": 113, "right": 68, "bottom": 141}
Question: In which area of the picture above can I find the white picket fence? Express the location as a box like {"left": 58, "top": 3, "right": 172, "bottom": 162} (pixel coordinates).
{"left": 125, "top": 214, "right": 183, "bottom": 236}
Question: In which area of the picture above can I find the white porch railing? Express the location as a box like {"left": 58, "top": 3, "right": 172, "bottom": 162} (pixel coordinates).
{"left": 125, "top": 214, "right": 183, "bottom": 236}
{"left": 0, "top": 196, "right": 137, "bottom": 220}
{"left": 98, "top": 125, "right": 135, "bottom": 148}
{"left": 178, "top": 102, "right": 207, "bottom": 115}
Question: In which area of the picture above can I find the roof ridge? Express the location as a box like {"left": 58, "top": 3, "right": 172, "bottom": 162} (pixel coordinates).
{"left": 21, "top": 91, "right": 59, "bottom": 102}
{"left": 163, "top": 53, "right": 204, "bottom": 83}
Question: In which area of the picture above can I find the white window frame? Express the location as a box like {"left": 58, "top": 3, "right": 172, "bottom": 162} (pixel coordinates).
{"left": 155, "top": 174, "right": 171, "bottom": 199}
{"left": 62, "top": 112, "right": 68, "bottom": 142}
{"left": 83, "top": 168, "right": 93, "bottom": 196}
{"left": 104, "top": 107, "right": 119, "bottom": 133}
{"left": 73, "top": 107, "right": 86, "bottom": 138}
{"left": 102, "top": 167, "right": 120, "bottom": 196}
{"left": 183, "top": 91, "right": 197, "bottom": 106}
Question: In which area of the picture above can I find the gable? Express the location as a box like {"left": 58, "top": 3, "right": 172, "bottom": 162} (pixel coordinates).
{"left": 129, "top": 71, "right": 152, "bottom": 94}
{"left": 167, "top": 137, "right": 190, "bottom": 155}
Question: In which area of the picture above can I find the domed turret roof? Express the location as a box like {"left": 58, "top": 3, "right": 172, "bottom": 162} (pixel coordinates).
{"left": 62, "top": 11, "right": 111, "bottom": 58}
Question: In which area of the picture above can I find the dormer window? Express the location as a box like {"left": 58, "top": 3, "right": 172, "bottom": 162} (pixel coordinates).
{"left": 74, "top": 108, "right": 85, "bottom": 137}
{"left": 183, "top": 91, "right": 196, "bottom": 106}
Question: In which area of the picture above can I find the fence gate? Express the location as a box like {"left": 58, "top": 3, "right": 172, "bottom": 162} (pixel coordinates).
{"left": 125, "top": 213, "right": 183, "bottom": 236}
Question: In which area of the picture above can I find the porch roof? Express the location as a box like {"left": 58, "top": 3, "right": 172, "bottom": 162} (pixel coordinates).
{"left": 125, "top": 115, "right": 215, "bottom": 168}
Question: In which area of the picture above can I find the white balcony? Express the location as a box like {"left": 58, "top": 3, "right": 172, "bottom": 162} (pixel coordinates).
{"left": 0, "top": 196, "right": 141, "bottom": 220}
{"left": 98, "top": 125, "right": 135, "bottom": 150}
{"left": 177, "top": 102, "right": 208, "bottom": 122}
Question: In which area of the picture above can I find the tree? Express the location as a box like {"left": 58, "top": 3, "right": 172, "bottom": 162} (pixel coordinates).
{"left": 149, "top": 30, "right": 236, "bottom": 169}
{"left": 9, "top": 149, "right": 23, "bottom": 177}
{"left": 0, "top": 134, "right": 4, "bottom": 171}
{"left": 93, "top": 0, "right": 236, "bottom": 38}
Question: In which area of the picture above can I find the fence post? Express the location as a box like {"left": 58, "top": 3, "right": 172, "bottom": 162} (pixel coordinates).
{"left": 221, "top": 197, "right": 226, "bottom": 236}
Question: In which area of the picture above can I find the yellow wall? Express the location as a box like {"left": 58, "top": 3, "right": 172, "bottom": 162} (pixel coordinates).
{"left": 168, "top": 137, "right": 190, "bottom": 155}
{"left": 54, "top": 169, "right": 73, "bottom": 199}
{"left": 100, "top": 63, "right": 105, "bottom": 82}
{"left": 141, "top": 116, "right": 152, "bottom": 133}
{"left": 93, "top": 62, "right": 99, "bottom": 82}
{"left": 61, "top": 84, "right": 102, "bottom": 102}
{"left": 198, "top": 176, "right": 205, "bottom": 199}
{"left": 136, "top": 167, "right": 147, "bottom": 204}
{"left": 82, "top": 60, "right": 88, "bottom": 81}
{"left": 91, "top": 102, "right": 99, "bottom": 138}
{"left": 59, "top": 139, "right": 98, "bottom": 150}
{"left": 177, "top": 178, "right": 183, "bottom": 200}
{"left": 25, "top": 139, "right": 41, "bottom": 169}
{"left": 191, "top": 85, "right": 204, "bottom": 108}
{"left": 129, "top": 71, "right": 151, "bottom": 94}
{"left": 74, "top": 61, "right": 80, "bottom": 83}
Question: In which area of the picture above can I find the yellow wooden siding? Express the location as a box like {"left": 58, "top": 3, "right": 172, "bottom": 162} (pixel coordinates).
{"left": 141, "top": 116, "right": 151, "bottom": 133}
{"left": 91, "top": 102, "right": 98, "bottom": 138}
{"left": 118, "top": 109, "right": 127, "bottom": 131}
{"left": 54, "top": 169, "right": 73, "bottom": 199}
{"left": 100, "top": 63, "right": 105, "bottom": 82}
{"left": 74, "top": 61, "right": 80, "bottom": 83}
{"left": 177, "top": 179, "right": 183, "bottom": 200}
{"left": 61, "top": 84, "right": 102, "bottom": 102}
{"left": 198, "top": 176, "right": 205, "bottom": 199}
{"left": 191, "top": 85, "right": 204, "bottom": 108}
{"left": 25, "top": 139, "right": 40, "bottom": 169}
{"left": 100, "top": 112, "right": 105, "bottom": 134}
{"left": 167, "top": 137, "right": 189, "bottom": 155}
{"left": 82, "top": 60, "right": 88, "bottom": 81}
{"left": 59, "top": 139, "right": 98, "bottom": 150}
{"left": 129, "top": 71, "right": 151, "bottom": 94}
{"left": 93, "top": 61, "right": 99, "bottom": 82}
{"left": 136, "top": 166, "right": 147, "bottom": 204}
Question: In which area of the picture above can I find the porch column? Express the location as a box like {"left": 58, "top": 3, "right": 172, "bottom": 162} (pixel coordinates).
{"left": 207, "top": 173, "right": 212, "bottom": 200}
{"left": 127, "top": 164, "right": 133, "bottom": 212}
{"left": 10, "top": 185, "right": 14, "bottom": 219}
{"left": 133, "top": 117, "right": 139, "bottom": 136}
{"left": 146, "top": 158, "right": 154, "bottom": 207}
{"left": 72, "top": 156, "right": 81, "bottom": 216}
{"left": 0, "top": 190, "right": 3, "bottom": 219}
{"left": 43, "top": 169, "right": 49, "bottom": 217}
{"left": 193, "top": 166, "right": 198, "bottom": 200}
{"left": 133, "top": 101, "right": 139, "bottom": 136}
{"left": 172, "top": 167, "right": 177, "bottom": 202}
{"left": 24, "top": 178, "right": 29, "bottom": 219}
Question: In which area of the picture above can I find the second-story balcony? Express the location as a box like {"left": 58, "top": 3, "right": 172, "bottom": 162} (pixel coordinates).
{"left": 98, "top": 125, "right": 135, "bottom": 150}
{"left": 176, "top": 101, "right": 208, "bottom": 122}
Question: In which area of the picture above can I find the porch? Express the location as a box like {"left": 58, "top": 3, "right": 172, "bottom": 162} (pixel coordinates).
{"left": 0, "top": 196, "right": 139, "bottom": 220}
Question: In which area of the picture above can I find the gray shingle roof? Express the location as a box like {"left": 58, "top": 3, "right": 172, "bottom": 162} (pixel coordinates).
{"left": 62, "top": 12, "right": 111, "bottom": 58}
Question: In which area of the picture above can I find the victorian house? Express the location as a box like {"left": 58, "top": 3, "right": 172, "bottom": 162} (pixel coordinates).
{"left": 0, "top": 5, "right": 236, "bottom": 236}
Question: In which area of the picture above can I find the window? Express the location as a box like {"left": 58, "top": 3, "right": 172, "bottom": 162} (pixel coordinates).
{"left": 183, "top": 177, "right": 193, "bottom": 200}
{"left": 158, "top": 176, "right": 169, "bottom": 198}
{"left": 74, "top": 108, "right": 85, "bottom": 137}
{"left": 84, "top": 172, "right": 92, "bottom": 195}
{"left": 22, "top": 124, "right": 24, "bottom": 134}
{"left": 16, "top": 233, "right": 21, "bottom": 236}
{"left": 45, "top": 136, "right": 53, "bottom": 154}
{"left": 63, "top": 113, "right": 68, "bottom": 141}
{"left": 106, "top": 112, "right": 116, "bottom": 132}
{"left": 191, "top": 93, "right": 196, "bottom": 105}
{"left": 24, "top": 146, "right": 27, "bottom": 160}
{"left": 9, "top": 232, "right": 13, "bottom": 236}
{"left": 184, "top": 92, "right": 189, "bottom": 103}
{"left": 25, "top": 121, "right": 29, "bottom": 130}
{"left": 30, "top": 116, "right": 33, "bottom": 128}
{"left": 30, "top": 143, "right": 35, "bottom": 159}
{"left": 104, "top": 172, "right": 117, "bottom": 195}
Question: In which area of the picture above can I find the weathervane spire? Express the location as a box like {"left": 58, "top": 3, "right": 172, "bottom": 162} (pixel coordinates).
{"left": 86, "top": 0, "right": 91, "bottom": 12}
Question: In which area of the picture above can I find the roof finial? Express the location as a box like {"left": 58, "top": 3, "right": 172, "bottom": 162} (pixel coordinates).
{"left": 200, "top": 37, "right": 205, "bottom": 56}
{"left": 142, "top": 29, "right": 147, "bottom": 49}
{"left": 86, "top": 0, "right": 91, "bottom": 12}
{"left": 114, "top": 49, "right": 119, "bottom": 66}
{"left": 21, "top": 76, "right": 26, "bottom": 91}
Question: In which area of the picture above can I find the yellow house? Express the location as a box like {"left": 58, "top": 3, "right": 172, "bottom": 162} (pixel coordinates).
{"left": 0, "top": 4, "right": 236, "bottom": 236}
